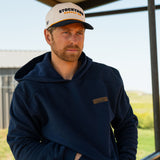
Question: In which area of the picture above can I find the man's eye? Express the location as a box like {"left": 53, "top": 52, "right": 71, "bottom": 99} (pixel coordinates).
{"left": 77, "top": 32, "right": 84, "bottom": 35}
{"left": 63, "top": 32, "right": 69, "bottom": 34}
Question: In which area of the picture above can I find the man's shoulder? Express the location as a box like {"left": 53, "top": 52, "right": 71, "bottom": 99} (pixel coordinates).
{"left": 92, "top": 61, "right": 120, "bottom": 76}
{"left": 89, "top": 61, "right": 123, "bottom": 86}
{"left": 14, "top": 80, "right": 41, "bottom": 97}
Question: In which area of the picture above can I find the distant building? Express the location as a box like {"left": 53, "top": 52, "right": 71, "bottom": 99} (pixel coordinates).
{"left": 0, "top": 50, "right": 47, "bottom": 75}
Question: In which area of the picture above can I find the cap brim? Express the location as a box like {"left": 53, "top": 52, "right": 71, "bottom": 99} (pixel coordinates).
{"left": 50, "top": 19, "right": 94, "bottom": 30}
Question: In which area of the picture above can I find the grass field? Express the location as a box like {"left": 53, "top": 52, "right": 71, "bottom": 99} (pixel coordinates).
{"left": 127, "top": 91, "right": 155, "bottom": 159}
{"left": 0, "top": 91, "right": 156, "bottom": 160}
{"left": 137, "top": 129, "right": 155, "bottom": 159}
{"left": 0, "top": 129, "right": 14, "bottom": 160}
{"left": 127, "top": 90, "right": 153, "bottom": 113}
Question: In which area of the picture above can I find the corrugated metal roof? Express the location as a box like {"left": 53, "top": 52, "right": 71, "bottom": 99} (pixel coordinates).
{"left": 0, "top": 50, "right": 48, "bottom": 68}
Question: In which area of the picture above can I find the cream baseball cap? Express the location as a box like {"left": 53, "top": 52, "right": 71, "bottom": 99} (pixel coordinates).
{"left": 45, "top": 2, "right": 93, "bottom": 29}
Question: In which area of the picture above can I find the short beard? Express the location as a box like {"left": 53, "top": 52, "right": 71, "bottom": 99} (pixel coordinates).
{"left": 50, "top": 34, "right": 82, "bottom": 62}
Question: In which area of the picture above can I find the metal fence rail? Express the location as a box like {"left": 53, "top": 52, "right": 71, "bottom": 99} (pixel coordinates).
{"left": 0, "top": 75, "right": 17, "bottom": 129}
{"left": 141, "top": 151, "right": 160, "bottom": 160}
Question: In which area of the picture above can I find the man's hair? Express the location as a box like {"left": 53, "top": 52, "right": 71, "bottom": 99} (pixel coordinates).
{"left": 47, "top": 26, "right": 56, "bottom": 35}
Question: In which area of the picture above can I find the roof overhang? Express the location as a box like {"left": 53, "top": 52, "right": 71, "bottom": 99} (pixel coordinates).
{"left": 37, "top": 0, "right": 119, "bottom": 10}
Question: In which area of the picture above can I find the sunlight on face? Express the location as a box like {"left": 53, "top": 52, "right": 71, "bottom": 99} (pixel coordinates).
{"left": 50, "top": 23, "right": 85, "bottom": 62}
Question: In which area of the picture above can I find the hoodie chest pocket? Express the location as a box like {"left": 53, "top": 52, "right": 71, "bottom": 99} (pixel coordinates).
{"left": 89, "top": 96, "right": 114, "bottom": 124}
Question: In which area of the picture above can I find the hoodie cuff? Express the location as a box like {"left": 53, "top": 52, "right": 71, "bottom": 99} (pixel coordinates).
{"left": 64, "top": 148, "right": 77, "bottom": 160}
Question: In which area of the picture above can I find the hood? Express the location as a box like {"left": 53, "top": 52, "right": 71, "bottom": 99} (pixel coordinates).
{"left": 15, "top": 52, "right": 92, "bottom": 83}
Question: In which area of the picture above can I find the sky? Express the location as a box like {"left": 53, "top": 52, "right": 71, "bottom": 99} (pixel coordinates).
{"left": 0, "top": 0, "right": 160, "bottom": 93}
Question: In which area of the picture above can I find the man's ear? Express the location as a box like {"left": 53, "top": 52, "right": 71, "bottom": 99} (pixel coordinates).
{"left": 44, "top": 29, "right": 52, "bottom": 45}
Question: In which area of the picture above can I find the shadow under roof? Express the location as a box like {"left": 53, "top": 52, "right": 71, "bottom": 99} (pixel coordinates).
{"left": 36, "top": 0, "right": 119, "bottom": 10}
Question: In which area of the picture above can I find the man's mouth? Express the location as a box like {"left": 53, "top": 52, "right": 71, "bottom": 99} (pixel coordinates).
{"left": 65, "top": 45, "right": 80, "bottom": 51}
{"left": 67, "top": 48, "right": 79, "bottom": 51}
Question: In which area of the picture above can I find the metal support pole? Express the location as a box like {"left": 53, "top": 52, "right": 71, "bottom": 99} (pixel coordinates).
{"left": 85, "top": 5, "right": 160, "bottom": 18}
{"left": 148, "top": 0, "right": 160, "bottom": 152}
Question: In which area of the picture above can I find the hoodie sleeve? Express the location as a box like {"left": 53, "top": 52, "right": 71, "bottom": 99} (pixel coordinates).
{"left": 111, "top": 82, "right": 138, "bottom": 160}
{"left": 7, "top": 86, "right": 76, "bottom": 160}
{"left": 106, "top": 68, "right": 138, "bottom": 160}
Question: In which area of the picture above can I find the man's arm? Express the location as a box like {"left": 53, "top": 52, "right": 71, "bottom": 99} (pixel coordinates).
{"left": 111, "top": 86, "right": 138, "bottom": 160}
{"left": 7, "top": 87, "right": 78, "bottom": 160}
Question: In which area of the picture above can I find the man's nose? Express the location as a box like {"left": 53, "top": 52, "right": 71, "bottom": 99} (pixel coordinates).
{"left": 69, "top": 34, "right": 79, "bottom": 44}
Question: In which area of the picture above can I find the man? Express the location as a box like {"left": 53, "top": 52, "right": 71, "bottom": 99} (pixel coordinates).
{"left": 7, "top": 2, "right": 138, "bottom": 160}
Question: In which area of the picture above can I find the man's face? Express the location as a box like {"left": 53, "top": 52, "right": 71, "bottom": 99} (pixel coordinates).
{"left": 49, "top": 23, "right": 85, "bottom": 62}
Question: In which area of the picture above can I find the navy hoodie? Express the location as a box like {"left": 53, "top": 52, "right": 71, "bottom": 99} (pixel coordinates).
{"left": 7, "top": 52, "right": 138, "bottom": 160}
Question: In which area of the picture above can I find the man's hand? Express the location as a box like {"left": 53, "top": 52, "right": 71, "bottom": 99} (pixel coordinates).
{"left": 74, "top": 153, "right": 82, "bottom": 160}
